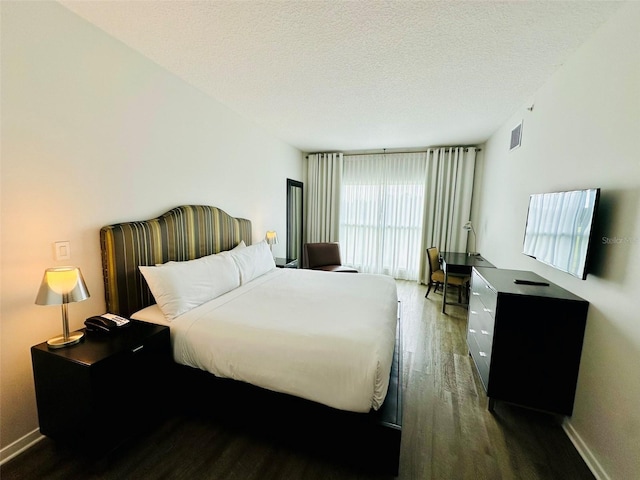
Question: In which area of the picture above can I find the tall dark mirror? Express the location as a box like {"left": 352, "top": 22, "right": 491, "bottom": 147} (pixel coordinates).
{"left": 286, "top": 179, "right": 303, "bottom": 262}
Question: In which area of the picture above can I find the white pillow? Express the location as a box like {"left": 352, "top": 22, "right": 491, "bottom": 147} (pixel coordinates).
{"left": 230, "top": 240, "right": 276, "bottom": 284}
{"left": 139, "top": 253, "right": 240, "bottom": 321}
{"left": 158, "top": 241, "right": 246, "bottom": 267}
{"left": 218, "top": 240, "right": 246, "bottom": 257}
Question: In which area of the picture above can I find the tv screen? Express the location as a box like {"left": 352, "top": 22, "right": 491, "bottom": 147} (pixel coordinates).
{"left": 522, "top": 188, "right": 600, "bottom": 280}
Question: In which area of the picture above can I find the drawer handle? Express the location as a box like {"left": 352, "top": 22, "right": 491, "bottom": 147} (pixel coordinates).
{"left": 472, "top": 292, "right": 480, "bottom": 296}
{"left": 132, "top": 345, "right": 144, "bottom": 353}
{"left": 483, "top": 308, "right": 492, "bottom": 313}
{"left": 469, "top": 328, "right": 476, "bottom": 333}
{"left": 479, "top": 351, "right": 488, "bottom": 357}
{"left": 481, "top": 330, "right": 490, "bottom": 335}
{"left": 470, "top": 310, "right": 478, "bottom": 315}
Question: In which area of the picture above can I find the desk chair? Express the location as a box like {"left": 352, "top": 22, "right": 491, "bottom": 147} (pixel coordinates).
{"left": 303, "top": 242, "right": 358, "bottom": 273}
{"left": 425, "top": 246, "right": 470, "bottom": 302}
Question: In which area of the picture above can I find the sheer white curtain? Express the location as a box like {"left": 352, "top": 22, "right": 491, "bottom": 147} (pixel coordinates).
{"left": 419, "top": 147, "right": 477, "bottom": 283}
{"left": 340, "top": 152, "right": 427, "bottom": 280}
{"left": 306, "top": 153, "right": 343, "bottom": 242}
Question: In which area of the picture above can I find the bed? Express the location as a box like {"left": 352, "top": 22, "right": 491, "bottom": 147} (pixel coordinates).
{"left": 100, "top": 205, "right": 402, "bottom": 473}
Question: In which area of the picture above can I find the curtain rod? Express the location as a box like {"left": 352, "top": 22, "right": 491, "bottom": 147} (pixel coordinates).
{"left": 305, "top": 146, "right": 481, "bottom": 159}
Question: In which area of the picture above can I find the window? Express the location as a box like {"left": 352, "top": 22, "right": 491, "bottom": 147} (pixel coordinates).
{"left": 340, "top": 152, "right": 426, "bottom": 280}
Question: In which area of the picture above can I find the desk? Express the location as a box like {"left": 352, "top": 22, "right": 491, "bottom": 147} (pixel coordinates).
{"left": 441, "top": 252, "right": 495, "bottom": 313}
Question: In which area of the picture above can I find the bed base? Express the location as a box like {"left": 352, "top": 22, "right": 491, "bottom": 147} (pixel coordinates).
{"left": 170, "top": 319, "right": 403, "bottom": 476}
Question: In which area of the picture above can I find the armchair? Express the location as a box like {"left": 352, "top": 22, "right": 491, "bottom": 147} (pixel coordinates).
{"left": 302, "top": 243, "right": 358, "bottom": 273}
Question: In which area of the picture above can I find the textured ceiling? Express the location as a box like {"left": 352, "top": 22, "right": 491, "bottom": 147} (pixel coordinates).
{"left": 58, "top": 1, "right": 623, "bottom": 152}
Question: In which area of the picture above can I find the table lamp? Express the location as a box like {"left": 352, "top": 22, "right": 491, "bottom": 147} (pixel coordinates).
{"left": 265, "top": 231, "right": 278, "bottom": 253}
{"left": 463, "top": 221, "right": 479, "bottom": 256}
{"left": 35, "top": 266, "right": 90, "bottom": 348}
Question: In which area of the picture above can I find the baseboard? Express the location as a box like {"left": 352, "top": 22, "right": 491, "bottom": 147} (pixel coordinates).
{"left": 562, "top": 418, "right": 610, "bottom": 480}
{"left": 0, "top": 429, "right": 44, "bottom": 466}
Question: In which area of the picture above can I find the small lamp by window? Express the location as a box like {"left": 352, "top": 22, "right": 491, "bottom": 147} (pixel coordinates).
{"left": 265, "top": 231, "right": 278, "bottom": 252}
{"left": 463, "top": 221, "right": 479, "bottom": 256}
{"left": 35, "top": 266, "right": 90, "bottom": 349}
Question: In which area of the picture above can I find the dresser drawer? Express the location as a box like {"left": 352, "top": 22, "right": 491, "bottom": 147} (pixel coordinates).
{"left": 471, "top": 271, "right": 497, "bottom": 316}
{"left": 468, "top": 299, "right": 495, "bottom": 353}
{"left": 468, "top": 311, "right": 493, "bottom": 353}
{"left": 468, "top": 293, "right": 484, "bottom": 322}
{"left": 468, "top": 334, "right": 490, "bottom": 390}
{"left": 475, "top": 326, "right": 493, "bottom": 358}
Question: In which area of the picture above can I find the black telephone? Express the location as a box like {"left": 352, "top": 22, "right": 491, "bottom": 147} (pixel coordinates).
{"left": 85, "top": 313, "right": 130, "bottom": 333}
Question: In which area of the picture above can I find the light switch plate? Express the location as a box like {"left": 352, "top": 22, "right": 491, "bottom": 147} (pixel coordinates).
{"left": 54, "top": 241, "right": 71, "bottom": 261}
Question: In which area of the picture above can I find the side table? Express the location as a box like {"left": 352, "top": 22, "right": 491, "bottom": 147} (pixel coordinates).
{"left": 31, "top": 320, "right": 171, "bottom": 451}
{"left": 275, "top": 257, "right": 299, "bottom": 268}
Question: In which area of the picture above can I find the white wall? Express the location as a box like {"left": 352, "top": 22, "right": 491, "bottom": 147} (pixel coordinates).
{"left": 0, "top": 1, "right": 302, "bottom": 455}
{"left": 473, "top": 3, "right": 640, "bottom": 479}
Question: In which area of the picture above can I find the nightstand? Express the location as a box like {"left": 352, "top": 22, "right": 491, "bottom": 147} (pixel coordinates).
{"left": 275, "top": 257, "right": 299, "bottom": 268}
{"left": 31, "top": 320, "right": 170, "bottom": 451}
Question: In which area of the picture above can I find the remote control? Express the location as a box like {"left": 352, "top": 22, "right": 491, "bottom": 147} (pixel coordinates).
{"left": 513, "top": 279, "right": 549, "bottom": 286}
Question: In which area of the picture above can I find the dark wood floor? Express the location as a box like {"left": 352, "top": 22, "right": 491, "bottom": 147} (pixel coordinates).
{"left": 2, "top": 281, "right": 595, "bottom": 480}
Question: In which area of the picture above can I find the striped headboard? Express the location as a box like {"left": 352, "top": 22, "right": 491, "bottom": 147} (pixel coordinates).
{"left": 100, "top": 205, "right": 252, "bottom": 317}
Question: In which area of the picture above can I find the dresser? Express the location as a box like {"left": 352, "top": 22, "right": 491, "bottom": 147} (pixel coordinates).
{"left": 31, "top": 320, "right": 171, "bottom": 451}
{"left": 467, "top": 267, "right": 589, "bottom": 415}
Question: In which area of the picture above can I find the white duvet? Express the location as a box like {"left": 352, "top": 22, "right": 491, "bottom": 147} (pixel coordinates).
{"left": 133, "top": 268, "right": 398, "bottom": 413}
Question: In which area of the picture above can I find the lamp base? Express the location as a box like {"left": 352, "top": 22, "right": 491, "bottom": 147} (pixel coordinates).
{"left": 47, "top": 331, "right": 84, "bottom": 349}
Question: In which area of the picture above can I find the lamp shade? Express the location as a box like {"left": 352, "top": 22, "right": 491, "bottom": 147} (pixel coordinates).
{"left": 265, "top": 231, "right": 278, "bottom": 245}
{"left": 36, "top": 267, "right": 90, "bottom": 305}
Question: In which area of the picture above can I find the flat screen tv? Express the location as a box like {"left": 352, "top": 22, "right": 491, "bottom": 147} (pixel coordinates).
{"left": 522, "top": 188, "right": 600, "bottom": 280}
